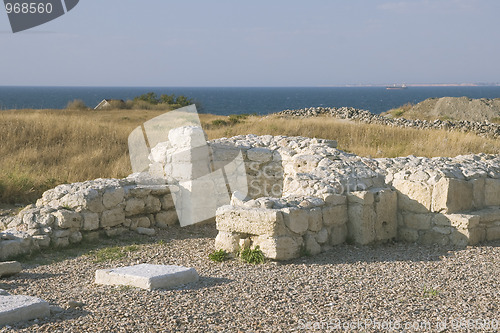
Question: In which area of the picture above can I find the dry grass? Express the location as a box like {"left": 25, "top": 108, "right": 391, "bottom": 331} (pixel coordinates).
{"left": 1, "top": 109, "right": 499, "bottom": 204}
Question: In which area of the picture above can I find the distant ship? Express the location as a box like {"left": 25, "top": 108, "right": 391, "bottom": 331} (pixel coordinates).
{"left": 386, "top": 84, "right": 407, "bottom": 90}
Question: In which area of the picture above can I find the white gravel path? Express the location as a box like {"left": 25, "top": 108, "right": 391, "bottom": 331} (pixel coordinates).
{"left": 0, "top": 224, "right": 498, "bottom": 332}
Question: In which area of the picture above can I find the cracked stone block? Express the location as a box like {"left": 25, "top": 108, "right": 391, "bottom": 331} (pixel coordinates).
{"left": 0, "top": 295, "right": 50, "bottom": 326}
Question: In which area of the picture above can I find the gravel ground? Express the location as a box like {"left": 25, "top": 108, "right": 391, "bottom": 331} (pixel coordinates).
{"left": 0, "top": 224, "right": 499, "bottom": 332}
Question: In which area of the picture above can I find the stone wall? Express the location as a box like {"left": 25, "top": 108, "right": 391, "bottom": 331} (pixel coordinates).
{"left": 1, "top": 130, "right": 499, "bottom": 261}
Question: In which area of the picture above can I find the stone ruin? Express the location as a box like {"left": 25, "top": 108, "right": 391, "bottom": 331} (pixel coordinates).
{"left": 1, "top": 127, "right": 500, "bottom": 261}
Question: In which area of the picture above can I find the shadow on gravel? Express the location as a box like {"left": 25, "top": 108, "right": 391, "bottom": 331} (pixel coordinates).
{"left": 280, "top": 240, "right": 500, "bottom": 267}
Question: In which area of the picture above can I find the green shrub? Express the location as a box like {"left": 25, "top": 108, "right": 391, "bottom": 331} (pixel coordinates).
{"left": 240, "top": 246, "right": 265, "bottom": 264}
{"left": 211, "top": 119, "right": 228, "bottom": 127}
{"left": 209, "top": 249, "right": 229, "bottom": 262}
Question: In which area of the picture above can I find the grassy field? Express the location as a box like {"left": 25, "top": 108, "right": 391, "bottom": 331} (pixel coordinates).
{"left": 1, "top": 108, "right": 499, "bottom": 204}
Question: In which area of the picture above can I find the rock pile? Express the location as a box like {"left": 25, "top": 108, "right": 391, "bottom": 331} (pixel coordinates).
{"left": 276, "top": 106, "right": 500, "bottom": 138}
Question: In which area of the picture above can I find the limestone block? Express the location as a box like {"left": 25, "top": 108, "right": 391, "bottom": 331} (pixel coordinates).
{"left": 292, "top": 155, "right": 322, "bottom": 173}
{"left": 431, "top": 178, "right": 473, "bottom": 213}
{"left": 476, "top": 207, "right": 500, "bottom": 224}
{"left": 168, "top": 126, "right": 207, "bottom": 149}
{"left": 0, "top": 261, "right": 22, "bottom": 277}
{"left": 347, "top": 191, "right": 374, "bottom": 205}
{"left": 53, "top": 210, "right": 82, "bottom": 229}
{"left": 404, "top": 213, "right": 431, "bottom": 230}
{"left": 105, "top": 227, "right": 127, "bottom": 238}
{"left": 144, "top": 196, "right": 162, "bottom": 214}
{"left": 304, "top": 233, "right": 322, "bottom": 256}
{"left": 216, "top": 206, "right": 286, "bottom": 236}
{"left": 103, "top": 187, "right": 125, "bottom": 209}
{"left": 136, "top": 227, "right": 156, "bottom": 236}
{"left": 125, "top": 198, "right": 145, "bottom": 216}
{"left": 155, "top": 211, "right": 178, "bottom": 228}
{"left": 433, "top": 214, "right": 480, "bottom": 230}
{"left": 393, "top": 179, "right": 432, "bottom": 213}
{"left": 133, "top": 217, "right": 151, "bottom": 228}
{"left": 214, "top": 231, "right": 240, "bottom": 253}
{"left": 247, "top": 147, "right": 273, "bottom": 162}
{"left": 484, "top": 178, "right": 500, "bottom": 206}
{"left": 171, "top": 146, "right": 211, "bottom": 163}
{"left": 374, "top": 189, "right": 398, "bottom": 241}
{"left": 322, "top": 194, "right": 347, "bottom": 206}
{"left": 398, "top": 227, "right": 419, "bottom": 243}
{"left": 51, "top": 237, "right": 69, "bottom": 248}
{"left": 0, "top": 295, "right": 50, "bottom": 326}
{"left": 282, "top": 208, "right": 309, "bottom": 235}
{"left": 420, "top": 231, "right": 449, "bottom": 246}
{"left": 329, "top": 224, "right": 348, "bottom": 245}
{"left": 127, "top": 187, "right": 151, "bottom": 198}
{"left": 252, "top": 235, "right": 302, "bottom": 260}
{"left": 95, "top": 264, "right": 199, "bottom": 290}
{"left": 82, "top": 212, "right": 99, "bottom": 231}
{"left": 69, "top": 231, "right": 82, "bottom": 244}
{"left": 308, "top": 207, "right": 323, "bottom": 232}
{"left": 432, "top": 226, "right": 452, "bottom": 235}
{"left": 471, "top": 178, "right": 485, "bottom": 209}
{"left": 450, "top": 228, "right": 485, "bottom": 246}
{"left": 166, "top": 162, "right": 211, "bottom": 181}
{"left": 82, "top": 231, "right": 100, "bottom": 243}
{"left": 486, "top": 226, "right": 500, "bottom": 241}
{"left": 315, "top": 228, "right": 329, "bottom": 244}
{"left": 347, "top": 204, "right": 376, "bottom": 245}
{"left": 161, "top": 194, "right": 175, "bottom": 210}
{"left": 32, "top": 235, "right": 51, "bottom": 248}
{"left": 322, "top": 205, "right": 348, "bottom": 227}
{"left": 101, "top": 208, "right": 125, "bottom": 228}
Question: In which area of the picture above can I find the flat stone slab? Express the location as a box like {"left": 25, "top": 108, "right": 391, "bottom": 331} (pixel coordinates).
{"left": 95, "top": 264, "right": 199, "bottom": 290}
{"left": 0, "top": 295, "right": 50, "bottom": 326}
{"left": 0, "top": 261, "right": 22, "bottom": 277}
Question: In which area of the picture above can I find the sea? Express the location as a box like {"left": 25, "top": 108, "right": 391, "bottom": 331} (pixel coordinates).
{"left": 1, "top": 86, "right": 500, "bottom": 115}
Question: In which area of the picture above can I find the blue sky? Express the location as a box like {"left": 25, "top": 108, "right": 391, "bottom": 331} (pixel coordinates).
{"left": 1, "top": 0, "right": 499, "bottom": 86}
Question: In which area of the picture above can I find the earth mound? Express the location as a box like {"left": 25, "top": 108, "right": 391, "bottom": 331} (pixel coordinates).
{"left": 383, "top": 96, "right": 500, "bottom": 122}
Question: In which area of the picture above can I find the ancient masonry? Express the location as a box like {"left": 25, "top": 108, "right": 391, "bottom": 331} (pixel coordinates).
{"left": 1, "top": 128, "right": 499, "bottom": 261}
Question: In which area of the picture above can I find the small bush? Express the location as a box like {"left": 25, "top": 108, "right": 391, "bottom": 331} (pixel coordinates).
{"left": 90, "top": 245, "right": 139, "bottom": 263}
{"left": 209, "top": 249, "right": 229, "bottom": 262}
{"left": 211, "top": 119, "right": 228, "bottom": 127}
{"left": 240, "top": 246, "right": 265, "bottom": 264}
{"left": 66, "top": 99, "right": 88, "bottom": 110}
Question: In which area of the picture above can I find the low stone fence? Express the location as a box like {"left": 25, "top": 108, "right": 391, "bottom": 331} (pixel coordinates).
{"left": 276, "top": 106, "right": 500, "bottom": 138}
{"left": 1, "top": 130, "right": 499, "bottom": 261}
{"left": 0, "top": 179, "right": 178, "bottom": 260}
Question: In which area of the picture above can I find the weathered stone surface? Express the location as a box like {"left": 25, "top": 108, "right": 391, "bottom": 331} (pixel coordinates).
{"left": 144, "top": 196, "right": 162, "bottom": 213}
{"left": 0, "top": 295, "right": 50, "bottom": 326}
{"left": 282, "top": 208, "right": 308, "bottom": 235}
{"left": 125, "top": 198, "right": 145, "bottom": 216}
{"left": 160, "top": 195, "right": 175, "bottom": 210}
{"left": 53, "top": 210, "right": 82, "bottom": 229}
{"left": 432, "top": 178, "right": 473, "bottom": 213}
{"left": 101, "top": 208, "right": 125, "bottom": 228}
{"left": 155, "top": 211, "right": 178, "bottom": 229}
{"left": 304, "top": 233, "right": 321, "bottom": 256}
{"left": 404, "top": 213, "right": 431, "bottom": 230}
{"left": 322, "top": 205, "right": 348, "bottom": 227}
{"left": 420, "top": 231, "right": 449, "bottom": 246}
{"left": 486, "top": 226, "right": 500, "bottom": 241}
{"left": 484, "top": 178, "right": 500, "bottom": 206}
{"left": 373, "top": 189, "right": 398, "bottom": 241}
{"left": 307, "top": 207, "right": 323, "bottom": 232}
{"left": 330, "top": 224, "right": 348, "bottom": 245}
{"left": 252, "top": 235, "right": 302, "bottom": 260}
{"left": 471, "top": 178, "right": 485, "bottom": 209}
{"left": 214, "top": 231, "right": 240, "bottom": 253}
{"left": 216, "top": 206, "right": 285, "bottom": 236}
{"left": 82, "top": 212, "right": 99, "bottom": 231}
{"left": 95, "top": 264, "right": 199, "bottom": 290}
{"left": 393, "top": 179, "right": 432, "bottom": 213}
{"left": 102, "top": 187, "right": 125, "bottom": 209}
{"left": 0, "top": 261, "right": 22, "bottom": 277}
{"left": 315, "top": 228, "right": 329, "bottom": 244}
{"left": 398, "top": 227, "right": 419, "bottom": 243}
{"left": 247, "top": 147, "right": 273, "bottom": 162}
{"left": 347, "top": 204, "right": 376, "bottom": 245}
{"left": 136, "top": 227, "right": 156, "bottom": 236}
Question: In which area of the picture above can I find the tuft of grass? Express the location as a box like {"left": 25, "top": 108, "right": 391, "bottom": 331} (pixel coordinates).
{"left": 239, "top": 245, "right": 265, "bottom": 264}
{"left": 208, "top": 249, "right": 229, "bottom": 262}
{"left": 89, "top": 245, "right": 139, "bottom": 263}
{"left": 422, "top": 286, "right": 440, "bottom": 297}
